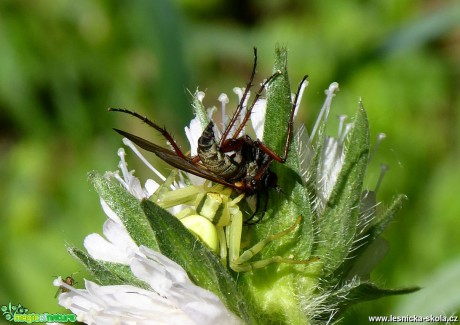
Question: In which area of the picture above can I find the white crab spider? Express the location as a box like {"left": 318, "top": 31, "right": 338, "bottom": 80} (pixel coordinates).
{"left": 154, "top": 174, "right": 312, "bottom": 272}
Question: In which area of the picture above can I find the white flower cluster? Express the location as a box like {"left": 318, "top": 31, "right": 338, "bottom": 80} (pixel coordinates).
{"left": 54, "top": 81, "right": 367, "bottom": 325}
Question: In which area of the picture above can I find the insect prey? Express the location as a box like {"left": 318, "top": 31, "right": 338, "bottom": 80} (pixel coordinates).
{"left": 109, "top": 48, "right": 307, "bottom": 200}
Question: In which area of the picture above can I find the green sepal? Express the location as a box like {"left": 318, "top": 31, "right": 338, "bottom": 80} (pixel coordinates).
{"left": 88, "top": 171, "right": 159, "bottom": 251}
{"left": 192, "top": 90, "right": 209, "bottom": 129}
{"left": 141, "top": 200, "right": 255, "bottom": 325}
{"left": 315, "top": 102, "right": 370, "bottom": 275}
{"left": 314, "top": 281, "right": 420, "bottom": 323}
{"left": 263, "top": 46, "right": 292, "bottom": 156}
{"left": 343, "top": 237, "right": 389, "bottom": 282}
{"left": 68, "top": 247, "right": 147, "bottom": 289}
{"left": 339, "top": 194, "right": 407, "bottom": 280}
{"left": 255, "top": 46, "right": 314, "bottom": 260}
{"left": 240, "top": 46, "right": 315, "bottom": 325}
{"left": 366, "top": 193, "right": 407, "bottom": 241}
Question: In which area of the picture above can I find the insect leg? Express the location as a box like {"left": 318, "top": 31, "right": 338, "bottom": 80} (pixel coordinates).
{"left": 232, "top": 70, "right": 281, "bottom": 140}
{"left": 219, "top": 136, "right": 247, "bottom": 153}
{"left": 251, "top": 75, "right": 309, "bottom": 163}
{"left": 245, "top": 191, "right": 269, "bottom": 225}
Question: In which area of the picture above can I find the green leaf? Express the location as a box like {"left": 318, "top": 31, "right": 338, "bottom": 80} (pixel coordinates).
{"left": 315, "top": 102, "right": 370, "bottom": 275}
{"left": 88, "top": 171, "right": 159, "bottom": 250}
{"left": 68, "top": 247, "right": 146, "bottom": 288}
{"left": 263, "top": 46, "right": 292, "bottom": 156}
{"left": 141, "top": 200, "right": 255, "bottom": 325}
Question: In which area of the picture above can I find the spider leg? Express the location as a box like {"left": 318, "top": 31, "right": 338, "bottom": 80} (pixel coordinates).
{"left": 109, "top": 108, "right": 189, "bottom": 160}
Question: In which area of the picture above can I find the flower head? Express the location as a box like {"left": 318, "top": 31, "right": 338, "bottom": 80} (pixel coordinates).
{"left": 59, "top": 47, "right": 417, "bottom": 325}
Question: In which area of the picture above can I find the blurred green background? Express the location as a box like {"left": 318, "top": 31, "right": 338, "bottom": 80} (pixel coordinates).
{"left": 0, "top": 0, "right": 459, "bottom": 323}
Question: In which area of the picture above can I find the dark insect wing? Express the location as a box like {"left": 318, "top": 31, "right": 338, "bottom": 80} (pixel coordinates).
{"left": 113, "top": 128, "right": 243, "bottom": 190}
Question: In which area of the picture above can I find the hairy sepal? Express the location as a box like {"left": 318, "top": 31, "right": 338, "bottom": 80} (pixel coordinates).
{"left": 314, "top": 103, "right": 370, "bottom": 276}
{"left": 89, "top": 172, "right": 159, "bottom": 250}
{"left": 68, "top": 247, "right": 148, "bottom": 289}
{"left": 141, "top": 200, "right": 255, "bottom": 325}
{"left": 313, "top": 280, "right": 420, "bottom": 324}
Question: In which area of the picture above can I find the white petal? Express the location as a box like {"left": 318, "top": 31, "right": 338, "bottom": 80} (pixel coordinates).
{"left": 83, "top": 219, "right": 138, "bottom": 264}
{"left": 131, "top": 246, "right": 242, "bottom": 325}
{"left": 185, "top": 116, "right": 204, "bottom": 156}
{"left": 127, "top": 175, "right": 148, "bottom": 199}
{"left": 145, "top": 178, "right": 159, "bottom": 197}
{"left": 56, "top": 249, "right": 242, "bottom": 325}
{"left": 58, "top": 280, "right": 194, "bottom": 325}
{"left": 292, "top": 77, "right": 308, "bottom": 118}
{"left": 102, "top": 220, "right": 138, "bottom": 254}
{"left": 84, "top": 233, "right": 129, "bottom": 264}
{"left": 317, "top": 136, "right": 345, "bottom": 207}
{"left": 100, "top": 198, "right": 122, "bottom": 224}
{"left": 250, "top": 98, "right": 266, "bottom": 140}
{"left": 295, "top": 124, "right": 313, "bottom": 179}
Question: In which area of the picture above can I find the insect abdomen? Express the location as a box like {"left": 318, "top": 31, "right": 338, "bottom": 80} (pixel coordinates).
{"left": 198, "top": 122, "right": 246, "bottom": 181}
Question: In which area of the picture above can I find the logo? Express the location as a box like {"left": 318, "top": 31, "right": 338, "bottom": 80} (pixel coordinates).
{"left": 1, "top": 303, "right": 77, "bottom": 323}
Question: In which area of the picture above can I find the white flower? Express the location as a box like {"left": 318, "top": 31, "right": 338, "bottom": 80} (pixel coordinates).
{"left": 294, "top": 82, "right": 355, "bottom": 211}
{"left": 185, "top": 117, "right": 204, "bottom": 158}
{"left": 185, "top": 86, "right": 270, "bottom": 155}
{"left": 316, "top": 113, "right": 353, "bottom": 209}
{"left": 56, "top": 142, "right": 242, "bottom": 324}
{"left": 54, "top": 247, "right": 241, "bottom": 325}
{"left": 83, "top": 203, "right": 139, "bottom": 264}
{"left": 250, "top": 98, "right": 267, "bottom": 140}
{"left": 57, "top": 47, "right": 410, "bottom": 325}
{"left": 106, "top": 146, "right": 158, "bottom": 200}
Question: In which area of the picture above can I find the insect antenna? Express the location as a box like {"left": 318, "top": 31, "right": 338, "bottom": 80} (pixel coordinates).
{"left": 108, "top": 108, "right": 188, "bottom": 160}
{"left": 219, "top": 47, "right": 258, "bottom": 146}
{"left": 232, "top": 70, "right": 282, "bottom": 140}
